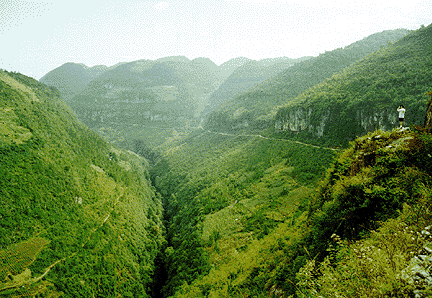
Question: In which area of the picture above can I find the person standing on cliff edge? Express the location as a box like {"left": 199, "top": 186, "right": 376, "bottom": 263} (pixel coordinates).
{"left": 397, "top": 105, "right": 406, "bottom": 128}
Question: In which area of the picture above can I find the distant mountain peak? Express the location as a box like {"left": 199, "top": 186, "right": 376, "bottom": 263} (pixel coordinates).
{"left": 219, "top": 57, "right": 252, "bottom": 67}
{"left": 190, "top": 57, "right": 218, "bottom": 66}
{"left": 155, "top": 56, "right": 191, "bottom": 64}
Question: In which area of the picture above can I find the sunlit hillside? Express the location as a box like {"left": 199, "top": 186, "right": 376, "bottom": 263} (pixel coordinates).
{"left": 0, "top": 70, "right": 164, "bottom": 297}
{"left": 204, "top": 56, "right": 312, "bottom": 115}
{"left": 204, "top": 28, "right": 411, "bottom": 133}
{"left": 8, "top": 22, "right": 432, "bottom": 298}
{"left": 143, "top": 25, "right": 432, "bottom": 298}
{"left": 273, "top": 24, "right": 432, "bottom": 146}
{"left": 163, "top": 125, "right": 432, "bottom": 297}
{"left": 39, "top": 62, "right": 113, "bottom": 100}
{"left": 149, "top": 128, "right": 337, "bottom": 296}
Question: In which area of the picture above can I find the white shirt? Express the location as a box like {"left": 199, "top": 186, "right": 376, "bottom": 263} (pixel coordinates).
{"left": 397, "top": 108, "right": 405, "bottom": 118}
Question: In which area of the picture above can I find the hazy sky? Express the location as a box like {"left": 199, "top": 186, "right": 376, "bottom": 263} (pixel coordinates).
{"left": 2, "top": 0, "right": 431, "bottom": 80}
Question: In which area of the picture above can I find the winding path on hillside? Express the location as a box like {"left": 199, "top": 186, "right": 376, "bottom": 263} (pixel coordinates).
{"left": 111, "top": 122, "right": 341, "bottom": 152}
{"left": 194, "top": 125, "right": 340, "bottom": 152}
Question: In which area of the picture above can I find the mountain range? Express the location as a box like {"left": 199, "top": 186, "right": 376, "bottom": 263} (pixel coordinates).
{"left": 2, "top": 23, "right": 432, "bottom": 298}
{"left": 203, "top": 28, "right": 413, "bottom": 133}
{"left": 40, "top": 55, "right": 311, "bottom": 130}
{"left": 40, "top": 28, "right": 414, "bottom": 147}
{"left": 272, "top": 25, "right": 432, "bottom": 146}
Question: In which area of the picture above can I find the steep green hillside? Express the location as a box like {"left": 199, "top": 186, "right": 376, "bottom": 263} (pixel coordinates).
{"left": 181, "top": 57, "right": 221, "bottom": 89}
{"left": 83, "top": 60, "right": 157, "bottom": 89}
{"left": 257, "top": 56, "right": 312, "bottom": 67}
{"left": 287, "top": 126, "right": 432, "bottom": 297}
{"left": 70, "top": 62, "right": 196, "bottom": 128}
{"left": 31, "top": 25, "right": 432, "bottom": 298}
{"left": 204, "top": 28, "right": 411, "bottom": 131}
{"left": 0, "top": 70, "right": 164, "bottom": 297}
{"left": 39, "top": 62, "right": 111, "bottom": 100}
{"left": 149, "top": 128, "right": 337, "bottom": 297}
{"left": 205, "top": 60, "right": 295, "bottom": 115}
{"left": 218, "top": 57, "right": 253, "bottom": 79}
{"left": 61, "top": 57, "right": 225, "bottom": 132}
{"left": 203, "top": 56, "right": 312, "bottom": 116}
{"left": 274, "top": 24, "right": 432, "bottom": 146}
{"left": 159, "top": 120, "right": 432, "bottom": 297}
{"left": 216, "top": 56, "right": 311, "bottom": 82}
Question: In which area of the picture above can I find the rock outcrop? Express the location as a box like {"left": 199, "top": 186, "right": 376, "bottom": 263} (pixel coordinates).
{"left": 400, "top": 226, "right": 432, "bottom": 298}
{"left": 275, "top": 107, "right": 397, "bottom": 138}
{"left": 424, "top": 92, "right": 432, "bottom": 130}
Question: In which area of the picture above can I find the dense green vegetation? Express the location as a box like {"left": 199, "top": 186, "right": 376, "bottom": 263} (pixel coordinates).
{"left": 0, "top": 70, "right": 164, "bottom": 297}
{"left": 41, "top": 55, "right": 310, "bottom": 141}
{"left": 144, "top": 25, "right": 432, "bottom": 297}
{"left": 153, "top": 124, "right": 432, "bottom": 297}
{"left": 56, "top": 57, "right": 230, "bottom": 135}
{"left": 274, "top": 24, "right": 432, "bottom": 147}
{"left": 9, "top": 22, "right": 432, "bottom": 298}
{"left": 204, "top": 28, "right": 411, "bottom": 132}
{"left": 68, "top": 68, "right": 195, "bottom": 127}
{"left": 39, "top": 62, "right": 111, "bottom": 100}
{"left": 293, "top": 127, "right": 432, "bottom": 296}
{"left": 149, "top": 129, "right": 337, "bottom": 296}
{"left": 205, "top": 56, "right": 312, "bottom": 114}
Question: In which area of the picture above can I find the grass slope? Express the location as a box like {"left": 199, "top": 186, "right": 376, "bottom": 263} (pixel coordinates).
{"left": 0, "top": 70, "right": 164, "bottom": 297}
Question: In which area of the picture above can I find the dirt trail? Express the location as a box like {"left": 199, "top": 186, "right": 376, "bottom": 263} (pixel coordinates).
{"left": 196, "top": 127, "right": 340, "bottom": 152}
{"left": 119, "top": 122, "right": 341, "bottom": 152}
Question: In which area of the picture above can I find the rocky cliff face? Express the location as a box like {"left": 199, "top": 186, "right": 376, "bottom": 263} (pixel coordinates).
{"left": 68, "top": 81, "right": 195, "bottom": 129}
{"left": 274, "top": 107, "right": 329, "bottom": 137}
{"left": 424, "top": 92, "right": 432, "bottom": 130}
{"left": 275, "top": 106, "right": 398, "bottom": 138}
{"left": 74, "top": 107, "right": 176, "bottom": 125}
{"left": 356, "top": 109, "right": 398, "bottom": 132}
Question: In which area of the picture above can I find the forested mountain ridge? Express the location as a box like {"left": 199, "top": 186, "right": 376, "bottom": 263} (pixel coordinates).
{"left": 272, "top": 24, "right": 432, "bottom": 147}
{"left": 0, "top": 70, "right": 164, "bottom": 297}
{"left": 203, "top": 28, "right": 412, "bottom": 133}
{"left": 46, "top": 56, "right": 228, "bottom": 132}
{"left": 202, "top": 56, "right": 312, "bottom": 117}
{"left": 39, "top": 62, "right": 121, "bottom": 100}
{"left": 68, "top": 59, "right": 196, "bottom": 126}
{"left": 218, "top": 57, "right": 253, "bottom": 78}
{"left": 39, "top": 55, "right": 310, "bottom": 134}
